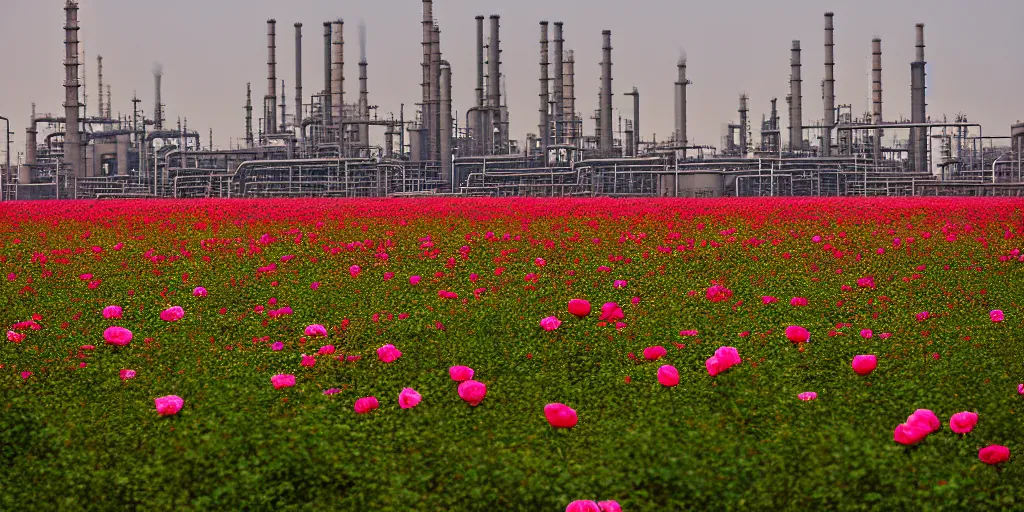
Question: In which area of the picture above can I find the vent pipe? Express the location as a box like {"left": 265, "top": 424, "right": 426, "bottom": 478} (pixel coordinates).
{"left": 553, "top": 22, "right": 565, "bottom": 146}
{"left": 153, "top": 67, "right": 163, "bottom": 130}
{"left": 539, "top": 21, "right": 550, "bottom": 159}
{"left": 474, "top": 15, "right": 485, "bottom": 156}
{"left": 911, "top": 24, "right": 927, "bottom": 172}
{"left": 267, "top": 19, "right": 278, "bottom": 136}
{"left": 789, "top": 40, "right": 802, "bottom": 152}
{"left": 323, "top": 22, "right": 332, "bottom": 128}
{"left": 564, "top": 50, "right": 576, "bottom": 146}
{"left": 674, "top": 58, "right": 688, "bottom": 148}
{"left": 600, "top": 30, "right": 613, "bottom": 152}
{"left": 739, "top": 94, "right": 749, "bottom": 157}
{"left": 421, "top": 2, "right": 433, "bottom": 160}
{"left": 63, "top": 0, "right": 83, "bottom": 178}
{"left": 359, "top": 60, "right": 369, "bottom": 156}
{"left": 97, "top": 55, "right": 104, "bottom": 120}
{"left": 440, "top": 60, "right": 453, "bottom": 191}
{"left": 625, "top": 87, "right": 640, "bottom": 157}
{"left": 872, "top": 38, "right": 882, "bottom": 163}
{"left": 294, "top": 23, "right": 303, "bottom": 136}
{"left": 823, "top": 13, "right": 835, "bottom": 157}
{"left": 245, "top": 82, "right": 253, "bottom": 147}
{"left": 26, "top": 108, "right": 38, "bottom": 166}
{"left": 331, "top": 20, "right": 344, "bottom": 148}
{"left": 488, "top": 15, "right": 502, "bottom": 152}
{"left": 431, "top": 25, "right": 442, "bottom": 160}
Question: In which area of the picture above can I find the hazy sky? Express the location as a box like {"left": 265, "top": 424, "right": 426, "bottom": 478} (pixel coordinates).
{"left": 2, "top": 0, "right": 1022, "bottom": 161}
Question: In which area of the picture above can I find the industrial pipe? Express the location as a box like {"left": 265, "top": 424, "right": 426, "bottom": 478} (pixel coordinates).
{"left": 539, "top": 22, "right": 550, "bottom": 160}
{"left": 331, "top": 19, "right": 344, "bottom": 148}
{"left": 267, "top": 19, "right": 278, "bottom": 136}
{"left": 489, "top": 15, "right": 502, "bottom": 152}
{"left": 440, "top": 61, "right": 453, "bottom": 191}
{"left": 64, "top": 0, "right": 83, "bottom": 178}
{"left": 871, "top": 38, "right": 882, "bottom": 163}
{"left": 323, "top": 22, "right": 332, "bottom": 129}
{"left": 553, "top": 22, "right": 564, "bottom": 146}
{"left": 294, "top": 23, "right": 303, "bottom": 137}
{"left": 675, "top": 58, "right": 688, "bottom": 148}
{"left": 911, "top": 24, "right": 927, "bottom": 173}
{"left": 600, "top": 30, "right": 613, "bottom": 152}
{"left": 823, "top": 13, "right": 835, "bottom": 157}
{"left": 789, "top": 40, "right": 802, "bottom": 152}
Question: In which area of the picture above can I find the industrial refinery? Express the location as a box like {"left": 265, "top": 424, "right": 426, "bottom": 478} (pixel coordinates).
{"left": 3, "top": 1, "right": 1023, "bottom": 200}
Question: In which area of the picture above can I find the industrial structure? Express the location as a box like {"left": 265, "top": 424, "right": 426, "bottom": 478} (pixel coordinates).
{"left": 4, "top": 2, "right": 1023, "bottom": 200}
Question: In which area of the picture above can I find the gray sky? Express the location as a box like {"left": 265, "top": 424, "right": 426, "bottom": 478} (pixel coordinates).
{"left": 2, "top": 0, "right": 1022, "bottom": 161}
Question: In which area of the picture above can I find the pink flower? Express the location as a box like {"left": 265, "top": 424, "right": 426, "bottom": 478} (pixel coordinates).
{"left": 860, "top": 329, "right": 873, "bottom": 339}
{"left": 271, "top": 342, "right": 284, "bottom": 351}
{"left": 679, "top": 330, "right": 699, "bottom": 337}
{"left": 409, "top": 275, "right": 421, "bottom": 285}
{"left": 566, "top": 501, "right": 601, "bottom": 512}
{"left": 906, "top": 409, "right": 940, "bottom": 434}
{"left": 568, "top": 299, "right": 592, "bottom": 318}
{"left": 979, "top": 445, "right": 1011, "bottom": 465}
{"left": 916, "top": 311, "right": 929, "bottom": 321}
{"left": 785, "top": 325, "right": 810, "bottom": 344}
{"left": 798, "top": 392, "right": 818, "bottom": 401}
{"left": 761, "top": 296, "right": 778, "bottom": 304}
{"left": 715, "top": 346, "right": 742, "bottom": 367}
{"left": 159, "top": 306, "right": 184, "bottom": 322}
{"left": 449, "top": 366, "right": 475, "bottom": 381}
{"left": 642, "top": 346, "right": 667, "bottom": 361}
{"left": 1018, "top": 383, "right": 1024, "bottom": 395}
{"left": 879, "top": 332, "right": 892, "bottom": 339}
{"left": 949, "top": 412, "right": 978, "bottom": 434}
{"left": 540, "top": 316, "right": 562, "bottom": 331}
{"left": 991, "top": 309, "right": 1005, "bottom": 322}
{"left": 851, "top": 355, "right": 878, "bottom": 376}
{"left": 535, "top": 257, "right": 546, "bottom": 267}
{"left": 317, "top": 345, "right": 336, "bottom": 355}
{"left": 790, "top": 297, "right": 809, "bottom": 306}
{"left": 893, "top": 423, "right": 930, "bottom": 445}
{"left": 102, "top": 305, "right": 123, "bottom": 319}
{"left": 103, "top": 326, "right": 133, "bottom": 347}
{"left": 271, "top": 374, "right": 296, "bottom": 389}
{"left": 192, "top": 286, "right": 208, "bottom": 297}
{"left": 7, "top": 331, "right": 25, "bottom": 343}
{"left": 120, "top": 369, "right": 136, "bottom": 381}
{"left": 349, "top": 265, "right": 361, "bottom": 277}
{"left": 323, "top": 388, "right": 341, "bottom": 395}
{"left": 597, "top": 501, "right": 622, "bottom": 512}
{"left": 154, "top": 395, "right": 184, "bottom": 416}
{"left": 300, "top": 354, "right": 316, "bottom": 368}
{"left": 706, "top": 284, "right": 733, "bottom": 302}
{"left": 599, "top": 302, "right": 624, "bottom": 322}
{"left": 457, "top": 380, "right": 487, "bottom": 406}
{"left": 21, "top": 371, "right": 32, "bottom": 380}
{"left": 398, "top": 388, "right": 422, "bottom": 409}
{"left": 354, "top": 396, "right": 379, "bottom": 414}
{"left": 630, "top": 296, "right": 641, "bottom": 305}
{"left": 613, "top": 280, "right": 627, "bottom": 289}
{"left": 310, "top": 281, "right": 321, "bottom": 290}
{"left": 377, "top": 344, "right": 402, "bottom": 363}
{"left": 304, "top": 324, "right": 327, "bottom": 337}
{"left": 545, "top": 403, "right": 579, "bottom": 428}
{"left": 657, "top": 365, "right": 679, "bottom": 387}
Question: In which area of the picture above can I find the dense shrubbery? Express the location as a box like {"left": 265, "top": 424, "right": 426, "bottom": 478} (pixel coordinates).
{"left": 2, "top": 197, "right": 1024, "bottom": 510}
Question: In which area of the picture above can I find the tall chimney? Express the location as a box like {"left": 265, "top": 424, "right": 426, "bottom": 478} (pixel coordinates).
{"left": 789, "top": 40, "right": 802, "bottom": 152}
{"left": 539, "top": 21, "right": 550, "bottom": 159}
{"left": 97, "top": 55, "right": 104, "bottom": 120}
{"left": 331, "top": 20, "right": 344, "bottom": 148}
{"left": 267, "top": 19, "right": 278, "bottom": 136}
{"left": 26, "top": 109, "right": 38, "bottom": 166}
{"left": 323, "top": 22, "right": 332, "bottom": 129}
{"left": 245, "top": 82, "right": 254, "bottom": 147}
{"left": 474, "top": 15, "right": 485, "bottom": 156}
{"left": 600, "top": 30, "right": 613, "bottom": 152}
{"left": 421, "top": 2, "right": 433, "bottom": 161}
{"left": 488, "top": 15, "right": 502, "bottom": 151}
{"left": 739, "top": 94, "right": 749, "bottom": 156}
{"left": 823, "top": 13, "right": 835, "bottom": 157}
{"left": 359, "top": 59, "right": 369, "bottom": 156}
{"left": 153, "top": 68, "right": 163, "bottom": 130}
{"left": 564, "top": 50, "right": 576, "bottom": 146}
{"left": 63, "top": 0, "right": 83, "bottom": 178}
{"left": 625, "top": 87, "right": 640, "bottom": 157}
{"left": 911, "top": 24, "right": 927, "bottom": 172}
{"left": 553, "top": 22, "right": 565, "bottom": 146}
{"left": 294, "top": 23, "right": 303, "bottom": 136}
{"left": 675, "top": 58, "right": 688, "bottom": 148}
{"left": 280, "top": 80, "right": 287, "bottom": 133}
{"left": 431, "top": 25, "right": 442, "bottom": 161}
{"left": 872, "top": 38, "right": 882, "bottom": 163}
{"left": 440, "top": 60, "right": 453, "bottom": 191}
{"left": 106, "top": 85, "right": 111, "bottom": 118}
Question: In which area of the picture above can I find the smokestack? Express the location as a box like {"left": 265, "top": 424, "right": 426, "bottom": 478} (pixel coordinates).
{"left": 280, "top": 80, "right": 287, "bottom": 133}
{"left": 97, "top": 55, "right": 104, "bottom": 119}
{"left": 331, "top": 20, "right": 344, "bottom": 148}
{"left": 488, "top": 15, "right": 502, "bottom": 151}
{"left": 823, "top": 12, "right": 835, "bottom": 157}
{"left": 323, "top": 22, "right": 332, "bottom": 128}
{"left": 539, "top": 21, "right": 550, "bottom": 160}
{"left": 553, "top": 22, "right": 564, "bottom": 146}
{"left": 106, "top": 85, "right": 111, "bottom": 118}
{"left": 267, "top": 19, "right": 278, "bottom": 136}
{"left": 431, "top": 26, "right": 442, "bottom": 161}
{"left": 739, "top": 94, "right": 749, "bottom": 156}
{"left": 600, "top": 30, "right": 613, "bottom": 152}
{"left": 625, "top": 87, "right": 640, "bottom": 157}
{"left": 64, "top": 0, "right": 83, "bottom": 179}
{"left": 421, "top": 2, "right": 433, "bottom": 161}
{"left": 153, "top": 64, "right": 163, "bottom": 130}
{"left": 359, "top": 60, "right": 369, "bottom": 155}
{"left": 474, "top": 16, "right": 485, "bottom": 156}
{"left": 26, "top": 109, "right": 37, "bottom": 166}
{"left": 440, "top": 60, "right": 453, "bottom": 191}
{"left": 911, "top": 24, "right": 927, "bottom": 172}
{"left": 564, "top": 50, "right": 576, "bottom": 146}
{"left": 789, "top": 40, "right": 802, "bottom": 152}
{"left": 294, "top": 23, "right": 303, "bottom": 136}
{"left": 245, "top": 82, "right": 254, "bottom": 147}
{"left": 872, "top": 38, "right": 882, "bottom": 163}
{"left": 675, "top": 58, "right": 688, "bottom": 148}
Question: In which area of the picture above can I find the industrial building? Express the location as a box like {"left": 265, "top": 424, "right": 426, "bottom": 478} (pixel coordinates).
{"left": 4, "top": 1, "right": 1023, "bottom": 200}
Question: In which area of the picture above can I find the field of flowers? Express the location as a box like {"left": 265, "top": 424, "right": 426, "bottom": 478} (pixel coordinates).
{"left": 2, "top": 197, "right": 1023, "bottom": 510}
